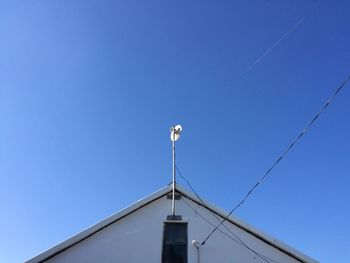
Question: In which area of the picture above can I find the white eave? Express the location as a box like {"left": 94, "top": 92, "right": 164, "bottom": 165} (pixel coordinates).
{"left": 26, "top": 184, "right": 318, "bottom": 263}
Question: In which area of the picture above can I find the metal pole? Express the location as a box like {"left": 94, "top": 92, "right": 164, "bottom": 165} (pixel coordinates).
{"left": 172, "top": 130, "right": 176, "bottom": 216}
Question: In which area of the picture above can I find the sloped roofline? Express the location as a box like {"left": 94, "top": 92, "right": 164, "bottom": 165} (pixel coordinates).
{"left": 26, "top": 184, "right": 318, "bottom": 263}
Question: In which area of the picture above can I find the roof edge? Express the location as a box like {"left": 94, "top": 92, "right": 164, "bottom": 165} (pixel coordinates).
{"left": 25, "top": 185, "right": 171, "bottom": 263}
{"left": 26, "top": 184, "right": 318, "bottom": 263}
{"left": 175, "top": 184, "right": 318, "bottom": 263}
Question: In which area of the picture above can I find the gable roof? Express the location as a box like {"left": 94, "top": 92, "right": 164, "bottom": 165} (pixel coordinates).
{"left": 26, "top": 184, "right": 317, "bottom": 263}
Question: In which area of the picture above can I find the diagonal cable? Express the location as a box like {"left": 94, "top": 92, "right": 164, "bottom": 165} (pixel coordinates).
{"left": 177, "top": 166, "right": 273, "bottom": 263}
{"left": 181, "top": 198, "right": 282, "bottom": 263}
{"left": 199, "top": 75, "right": 350, "bottom": 245}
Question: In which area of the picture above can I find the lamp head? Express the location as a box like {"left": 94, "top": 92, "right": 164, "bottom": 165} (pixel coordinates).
{"left": 170, "top": 125, "right": 182, "bottom": 141}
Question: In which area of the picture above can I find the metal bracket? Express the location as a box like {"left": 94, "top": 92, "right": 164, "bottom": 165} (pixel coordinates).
{"left": 167, "top": 193, "right": 181, "bottom": 200}
{"left": 167, "top": 215, "right": 182, "bottom": 221}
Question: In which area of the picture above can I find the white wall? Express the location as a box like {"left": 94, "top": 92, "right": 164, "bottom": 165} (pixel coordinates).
{"left": 45, "top": 195, "right": 302, "bottom": 263}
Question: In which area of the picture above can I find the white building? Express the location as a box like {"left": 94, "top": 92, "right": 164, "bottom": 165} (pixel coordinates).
{"left": 26, "top": 184, "right": 318, "bottom": 263}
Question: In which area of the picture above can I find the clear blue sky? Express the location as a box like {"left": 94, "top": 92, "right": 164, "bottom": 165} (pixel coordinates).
{"left": 1, "top": 1, "right": 349, "bottom": 262}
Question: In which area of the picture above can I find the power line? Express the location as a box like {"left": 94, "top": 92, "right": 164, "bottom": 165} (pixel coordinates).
{"left": 197, "top": 75, "right": 350, "bottom": 245}
{"left": 177, "top": 166, "right": 273, "bottom": 263}
{"left": 181, "top": 197, "right": 282, "bottom": 263}
{"left": 178, "top": 165, "right": 305, "bottom": 263}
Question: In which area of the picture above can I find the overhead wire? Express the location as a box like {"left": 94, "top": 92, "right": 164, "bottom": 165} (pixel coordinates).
{"left": 180, "top": 75, "right": 350, "bottom": 246}
{"left": 181, "top": 197, "right": 284, "bottom": 263}
{"left": 177, "top": 166, "right": 278, "bottom": 263}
